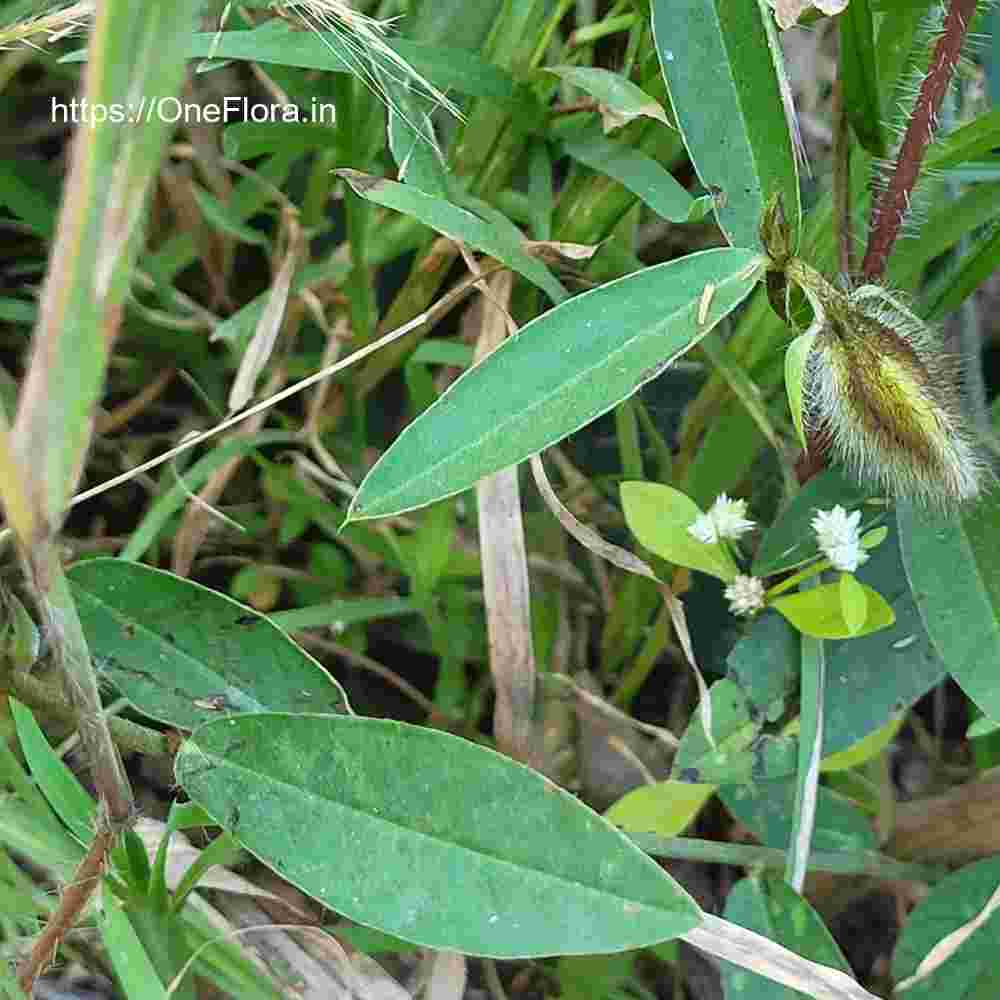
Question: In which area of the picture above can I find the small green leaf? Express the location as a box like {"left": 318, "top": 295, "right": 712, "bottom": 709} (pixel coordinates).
{"left": 175, "top": 714, "right": 702, "bottom": 957}
{"left": 337, "top": 169, "right": 567, "bottom": 304}
{"left": 546, "top": 66, "right": 671, "bottom": 127}
{"left": 772, "top": 582, "right": 894, "bottom": 639}
{"left": 620, "top": 482, "right": 738, "bottom": 582}
{"left": 820, "top": 715, "right": 902, "bottom": 773}
{"left": 784, "top": 328, "right": 816, "bottom": 451}
{"left": 605, "top": 781, "right": 716, "bottom": 838}
{"left": 839, "top": 573, "right": 868, "bottom": 635}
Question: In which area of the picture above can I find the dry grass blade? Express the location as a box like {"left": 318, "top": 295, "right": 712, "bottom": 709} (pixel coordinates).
{"left": 473, "top": 272, "right": 537, "bottom": 765}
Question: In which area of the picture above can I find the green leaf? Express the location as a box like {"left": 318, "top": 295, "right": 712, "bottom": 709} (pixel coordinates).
{"left": 191, "top": 186, "right": 271, "bottom": 247}
{"left": 924, "top": 223, "right": 1000, "bottom": 321}
{"left": 673, "top": 680, "right": 756, "bottom": 783}
{"left": 719, "top": 780, "right": 877, "bottom": 854}
{"left": 839, "top": 573, "right": 868, "bottom": 635}
{"left": 98, "top": 893, "right": 169, "bottom": 1000}
{"left": 822, "top": 518, "right": 947, "bottom": 757}
{"left": 651, "top": 0, "right": 800, "bottom": 249}
{"left": 0, "top": 159, "right": 57, "bottom": 238}
{"left": 784, "top": 329, "right": 816, "bottom": 451}
{"left": 175, "top": 714, "right": 702, "bottom": 956}
{"left": 10, "top": 700, "right": 95, "bottom": 846}
{"left": 348, "top": 248, "right": 758, "bottom": 520}
{"left": 925, "top": 108, "right": 1000, "bottom": 171}
{"left": 337, "top": 169, "right": 567, "bottom": 304}
{"left": 222, "top": 121, "right": 336, "bottom": 161}
{"left": 897, "top": 488, "right": 1000, "bottom": 721}
{"left": 67, "top": 559, "right": 350, "bottom": 730}
{"left": 752, "top": 469, "right": 870, "bottom": 577}
{"left": 559, "top": 124, "right": 695, "bottom": 222}
{"left": 771, "top": 581, "right": 894, "bottom": 639}
{"left": 620, "top": 482, "right": 738, "bottom": 582}
{"left": 177, "top": 26, "right": 519, "bottom": 101}
{"left": 720, "top": 876, "right": 852, "bottom": 1000}
{"left": 546, "top": 66, "right": 671, "bottom": 127}
{"left": 892, "top": 856, "right": 1000, "bottom": 998}
{"left": 838, "top": 0, "right": 885, "bottom": 156}
{"left": 605, "top": 781, "right": 716, "bottom": 838}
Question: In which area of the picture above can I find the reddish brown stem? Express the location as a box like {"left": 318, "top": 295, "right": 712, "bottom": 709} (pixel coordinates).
{"left": 17, "top": 828, "right": 115, "bottom": 994}
{"left": 861, "top": 0, "right": 976, "bottom": 279}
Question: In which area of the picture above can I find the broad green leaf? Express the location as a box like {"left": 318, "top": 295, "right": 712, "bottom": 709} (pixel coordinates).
{"left": 838, "top": 0, "right": 885, "bottom": 156}
{"left": 771, "top": 581, "right": 894, "bottom": 639}
{"left": 897, "top": 488, "right": 1000, "bottom": 721}
{"left": 721, "top": 876, "right": 852, "bottom": 1000}
{"left": 337, "top": 169, "right": 567, "bottom": 304}
{"left": 546, "top": 66, "right": 671, "bottom": 127}
{"left": 651, "top": 0, "right": 800, "bottom": 249}
{"left": 892, "top": 856, "right": 1000, "bottom": 998}
{"left": 819, "top": 714, "right": 902, "bottom": 772}
{"left": 559, "top": 124, "right": 696, "bottom": 222}
{"left": 673, "top": 680, "right": 756, "bottom": 782}
{"left": 719, "top": 780, "right": 877, "bottom": 854}
{"left": 605, "top": 781, "right": 716, "bottom": 838}
{"left": 727, "top": 610, "right": 799, "bottom": 725}
{"left": 348, "top": 248, "right": 759, "bottom": 520}
{"left": 67, "top": 559, "right": 350, "bottom": 730}
{"left": 784, "top": 329, "right": 816, "bottom": 451}
{"left": 620, "top": 482, "right": 738, "bottom": 582}
{"left": 175, "top": 714, "right": 702, "bottom": 956}
{"left": 752, "top": 469, "right": 870, "bottom": 577}
{"left": 822, "top": 519, "right": 947, "bottom": 757}
{"left": 839, "top": 572, "right": 868, "bottom": 635}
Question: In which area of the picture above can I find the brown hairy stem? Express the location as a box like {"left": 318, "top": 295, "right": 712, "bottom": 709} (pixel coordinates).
{"left": 861, "top": 0, "right": 977, "bottom": 278}
{"left": 17, "top": 828, "right": 115, "bottom": 991}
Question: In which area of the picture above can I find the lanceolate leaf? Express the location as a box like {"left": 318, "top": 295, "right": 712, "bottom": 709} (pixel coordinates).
{"left": 898, "top": 489, "right": 1000, "bottom": 720}
{"left": 348, "top": 248, "right": 759, "bottom": 520}
{"left": 175, "top": 714, "right": 702, "bottom": 957}
{"left": 651, "top": 0, "right": 800, "bottom": 249}
{"left": 67, "top": 559, "right": 349, "bottom": 729}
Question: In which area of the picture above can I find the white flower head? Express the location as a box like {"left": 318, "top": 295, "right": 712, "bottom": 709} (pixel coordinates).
{"left": 688, "top": 493, "right": 755, "bottom": 545}
{"left": 725, "top": 575, "right": 766, "bottom": 616}
{"left": 811, "top": 505, "right": 869, "bottom": 573}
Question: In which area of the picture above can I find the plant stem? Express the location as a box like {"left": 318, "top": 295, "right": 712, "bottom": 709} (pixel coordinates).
{"left": 861, "top": 0, "right": 977, "bottom": 278}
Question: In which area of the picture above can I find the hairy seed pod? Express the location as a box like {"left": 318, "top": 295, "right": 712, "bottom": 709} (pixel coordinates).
{"left": 785, "top": 259, "right": 985, "bottom": 508}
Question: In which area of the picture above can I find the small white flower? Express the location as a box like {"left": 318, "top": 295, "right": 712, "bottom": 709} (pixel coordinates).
{"left": 688, "top": 493, "right": 755, "bottom": 545}
{"left": 811, "top": 505, "right": 869, "bottom": 573}
{"left": 724, "top": 575, "right": 766, "bottom": 616}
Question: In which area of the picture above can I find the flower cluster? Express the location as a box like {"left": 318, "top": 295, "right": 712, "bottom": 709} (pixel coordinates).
{"left": 811, "top": 505, "right": 868, "bottom": 573}
{"left": 724, "top": 575, "right": 766, "bottom": 616}
{"left": 687, "top": 494, "right": 755, "bottom": 545}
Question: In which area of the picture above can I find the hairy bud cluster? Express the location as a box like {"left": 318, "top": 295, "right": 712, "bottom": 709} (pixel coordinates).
{"left": 786, "top": 259, "right": 984, "bottom": 508}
